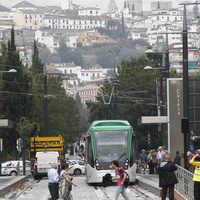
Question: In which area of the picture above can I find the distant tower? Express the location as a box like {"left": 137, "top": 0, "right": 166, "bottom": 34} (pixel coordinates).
{"left": 157, "top": 1, "right": 160, "bottom": 10}
{"left": 61, "top": 0, "right": 73, "bottom": 10}
{"left": 124, "top": 0, "right": 142, "bottom": 15}
{"left": 108, "top": 0, "right": 118, "bottom": 13}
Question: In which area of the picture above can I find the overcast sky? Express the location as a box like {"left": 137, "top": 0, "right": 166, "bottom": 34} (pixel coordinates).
{"left": 2, "top": 0, "right": 187, "bottom": 12}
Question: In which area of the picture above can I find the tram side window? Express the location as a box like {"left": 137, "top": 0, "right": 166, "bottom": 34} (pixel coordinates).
{"left": 87, "top": 137, "right": 94, "bottom": 167}
{"left": 130, "top": 135, "right": 135, "bottom": 166}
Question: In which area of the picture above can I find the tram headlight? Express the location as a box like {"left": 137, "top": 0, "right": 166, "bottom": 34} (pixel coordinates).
{"left": 125, "top": 159, "right": 129, "bottom": 170}
{"left": 95, "top": 159, "right": 100, "bottom": 170}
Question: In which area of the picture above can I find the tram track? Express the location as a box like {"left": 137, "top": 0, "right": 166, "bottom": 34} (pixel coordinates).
{"left": 93, "top": 184, "right": 157, "bottom": 200}
{"left": 130, "top": 185, "right": 156, "bottom": 200}
{"left": 4, "top": 178, "right": 41, "bottom": 200}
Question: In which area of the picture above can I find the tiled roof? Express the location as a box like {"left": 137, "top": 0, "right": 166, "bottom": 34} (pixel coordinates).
{"left": 12, "top": 1, "right": 37, "bottom": 8}
{"left": 0, "top": 5, "right": 10, "bottom": 12}
{"left": 18, "top": 8, "right": 45, "bottom": 14}
{"left": 79, "top": 7, "right": 100, "bottom": 10}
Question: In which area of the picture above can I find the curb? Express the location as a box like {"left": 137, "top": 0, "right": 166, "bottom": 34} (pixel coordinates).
{"left": 0, "top": 176, "right": 29, "bottom": 197}
{"left": 136, "top": 177, "right": 161, "bottom": 197}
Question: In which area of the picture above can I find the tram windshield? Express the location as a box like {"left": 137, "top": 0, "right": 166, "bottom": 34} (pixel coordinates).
{"left": 94, "top": 130, "right": 128, "bottom": 162}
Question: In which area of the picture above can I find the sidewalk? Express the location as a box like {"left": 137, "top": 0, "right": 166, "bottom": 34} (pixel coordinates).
{"left": 137, "top": 174, "right": 186, "bottom": 200}
{"left": 0, "top": 176, "right": 29, "bottom": 197}
{"left": 137, "top": 174, "right": 160, "bottom": 196}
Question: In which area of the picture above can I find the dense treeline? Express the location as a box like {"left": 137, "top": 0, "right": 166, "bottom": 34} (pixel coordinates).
{"left": 0, "top": 27, "right": 82, "bottom": 160}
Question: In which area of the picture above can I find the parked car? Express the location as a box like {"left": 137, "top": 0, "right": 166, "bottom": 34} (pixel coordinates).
{"left": 66, "top": 160, "right": 85, "bottom": 175}
{"left": 1, "top": 160, "right": 31, "bottom": 176}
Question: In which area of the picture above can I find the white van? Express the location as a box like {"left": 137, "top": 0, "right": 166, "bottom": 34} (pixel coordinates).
{"left": 34, "top": 151, "right": 60, "bottom": 178}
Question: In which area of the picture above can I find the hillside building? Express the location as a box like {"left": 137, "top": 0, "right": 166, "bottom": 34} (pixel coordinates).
{"left": 124, "top": 0, "right": 142, "bottom": 15}
{"left": 151, "top": 1, "right": 172, "bottom": 11}
{"left": 108, "top": 0, "right": 118, "bottom": 13}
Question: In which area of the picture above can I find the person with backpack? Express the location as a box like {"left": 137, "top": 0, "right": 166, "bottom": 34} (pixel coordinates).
{"left": 111, "top": 160, "right": 130, "bottom": 200}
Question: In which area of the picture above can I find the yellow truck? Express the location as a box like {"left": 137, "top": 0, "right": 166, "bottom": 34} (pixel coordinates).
{"left": 29, "top": 135, "right": 64, "bottom": 174}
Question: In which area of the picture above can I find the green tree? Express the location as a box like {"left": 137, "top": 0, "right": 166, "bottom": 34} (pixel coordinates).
{"left": 132, "top": 39, "right": 149, "bottom": 47}
{"left": 31, "top": 40, "right": 44, "bottom": 74}
{"left": 57, "top": 41, "right": 83, "bottom": 66}
{"left": 0, "top": 27, "right": 33, "bottom": 158}
{"left": 31, "top": 75, "right": 82, "bottom": 142}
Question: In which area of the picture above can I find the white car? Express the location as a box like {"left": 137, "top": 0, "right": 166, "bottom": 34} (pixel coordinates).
{"left": 66, "top": 160, "right": 85, "bottom": 175}
{"left": 1, "top": 160, "right": 31, "bottom": 176}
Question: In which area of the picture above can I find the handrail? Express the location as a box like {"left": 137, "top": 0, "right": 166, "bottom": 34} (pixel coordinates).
{"left": 175, "top": 165, "right": 194, "bottom": 200}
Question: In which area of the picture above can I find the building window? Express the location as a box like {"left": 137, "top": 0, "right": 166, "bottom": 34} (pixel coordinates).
{"left": 29, "top": 15, "right": 32, "bottom": 19}
{"left": 35, "top": 15, "right": 37, "bottom": 18}
{"left": 96, "top": 11, "right": 98, "bottom": 14}
{"left": 25, "top": 20, "right": 27, "bottom": 23}
{"left": 157, "top": 16, "right": 159, "bottom": 20}
{"left": 40, "top": 15, "right": 42, "bottom": 18}
{"left": 86, "top": 73, "right": 88, "bottom": 76}
{"left": 25, "top": 15, "right": 27, "bottom": 19}
{"left": 82, "top": 73, "right": 85, "bottom": 76}
{"left": 90, "top": 11, "right": 92, "bottom": 14}
{"left": 70, "top": 70, "right": 72, "bottom": 73}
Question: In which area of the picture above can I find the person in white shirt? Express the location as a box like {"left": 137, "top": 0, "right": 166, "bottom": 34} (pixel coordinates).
{"left": 48, "top": 163, "right": 60, "bottom": 200}
{"left": 157, "top": 146, "right": 166, "bottom": 167}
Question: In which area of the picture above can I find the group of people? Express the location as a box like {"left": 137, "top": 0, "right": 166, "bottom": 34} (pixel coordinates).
{"left": 139, "top": 146, "right": 181, "bottom": 175}
{"left": 47, "top": 163, "right": 77, "bottom": 200}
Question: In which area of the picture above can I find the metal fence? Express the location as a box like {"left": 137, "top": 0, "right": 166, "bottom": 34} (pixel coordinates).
{"left": 175, "top": 165, "right": 194, "bottom": 200}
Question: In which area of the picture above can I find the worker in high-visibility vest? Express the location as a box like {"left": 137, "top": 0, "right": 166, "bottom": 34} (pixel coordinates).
{"left": 190, "top": 149, "right": 200, "bottom": 200}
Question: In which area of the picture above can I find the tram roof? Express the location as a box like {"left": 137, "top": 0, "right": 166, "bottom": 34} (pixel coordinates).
{"left": 90, "top": 120, "right": 131, "bottom": 127}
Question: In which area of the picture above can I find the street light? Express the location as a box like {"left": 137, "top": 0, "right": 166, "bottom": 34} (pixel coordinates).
{"left": 144, "top": 66, "right": 163, "bottom": 70}
{"left": 179, "top": 0, "right": 192, "bottom": 169}
{"left": 0, "top": 69, "right": 17, "bottom": 73}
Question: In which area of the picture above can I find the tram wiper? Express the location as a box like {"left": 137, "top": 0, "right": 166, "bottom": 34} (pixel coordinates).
{"left": 117, "top": 152, "right": 126, "bottom": 161}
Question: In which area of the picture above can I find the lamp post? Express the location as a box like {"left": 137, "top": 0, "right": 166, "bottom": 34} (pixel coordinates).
{"left": 180, "top": 1, "right": 190, "bottom": 169}
{"left": 0, "top": 68, "right": 17, "bottom": 176}
{"left": 43, "top": 65, "right": 48, "bottom": 136}
{"left": 109, "top": 50, "right": 118, "bottom": 119}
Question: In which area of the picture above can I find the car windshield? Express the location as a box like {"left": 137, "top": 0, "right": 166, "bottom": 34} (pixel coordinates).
{"left": 94, "top": 130, "right": 128, "bottom": 162}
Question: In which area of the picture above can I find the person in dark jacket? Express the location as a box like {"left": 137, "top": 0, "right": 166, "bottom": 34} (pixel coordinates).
{"left": 158, "top": 155, "right": 178, "bottom": 200}
{"left": 174, "top": 150, "right": 181, "bottom": 166}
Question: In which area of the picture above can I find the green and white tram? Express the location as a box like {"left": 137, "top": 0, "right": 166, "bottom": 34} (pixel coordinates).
{"left": 85, "top": 120, "right": 136, "bottom": 183}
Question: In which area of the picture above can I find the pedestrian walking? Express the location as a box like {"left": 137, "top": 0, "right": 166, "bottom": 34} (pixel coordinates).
{"left": 59, "top": 163, "right": 77, "bottom": 200}
{"left": 190, "top": 149, "right": 200, "bottom": 200}
{"left": 157, "top": 146, "right": 166, "bottom": 167}
{"left": 139, "top": 149, "right": 147, "bottom": 174}
{"left": 48, "top": 163, "right": 60, "bottom": 200}
{"left": 147, "top": 150, "right": 154, "bottom": 174}
{"left": 158, "top": 155, "right": 178, "bottom": 200}
{"left": 174, "top": 150, "right": 181, "bottom": 166}
{"left": 111, "top": 160, "right": 130, "bottom": 200}
{"left": 151, "top": 149, "right": 158, "bottom": 174}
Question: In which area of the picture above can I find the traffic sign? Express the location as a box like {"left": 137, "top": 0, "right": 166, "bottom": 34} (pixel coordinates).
{"left": 0, "top": 139, "right": 3, "bottom": 151}
{"left": 16, "top": 138, "right": 22, "bottom": 153}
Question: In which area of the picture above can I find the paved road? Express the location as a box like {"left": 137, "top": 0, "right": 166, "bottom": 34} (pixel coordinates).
{"left": 1, "top": 176, "right": 160, "bottom": 200}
